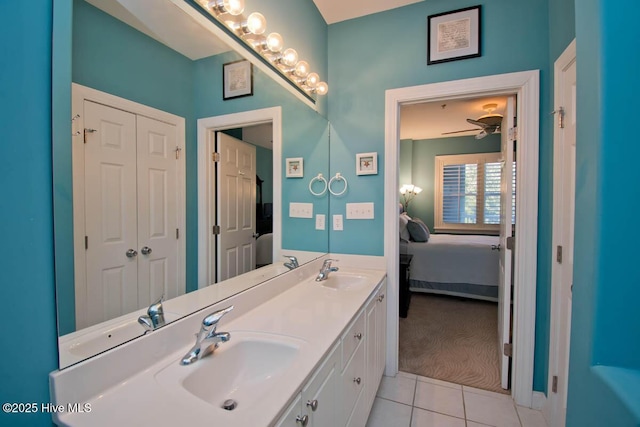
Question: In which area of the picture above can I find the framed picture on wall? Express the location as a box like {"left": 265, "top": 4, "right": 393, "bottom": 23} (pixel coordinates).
{"left": 427, "top": 5, "right": 481, "bottom": 65}
{"left": 286, "top": 157, "right": 304, "bottom": 178}
{"left": 356, "top": 152, "right": 378, "bottom": 175}
{"left": 223, "top": 59, "right": 253, "bottom": 100}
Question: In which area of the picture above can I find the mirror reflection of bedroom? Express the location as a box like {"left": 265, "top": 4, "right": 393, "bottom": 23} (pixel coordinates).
{"left": 398, "top": 96, "right": 516, "bottom": 394}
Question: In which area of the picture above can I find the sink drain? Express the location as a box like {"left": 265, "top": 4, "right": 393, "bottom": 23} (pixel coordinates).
{"left": 222, "top": 399, "right": 237, "bottom": 411}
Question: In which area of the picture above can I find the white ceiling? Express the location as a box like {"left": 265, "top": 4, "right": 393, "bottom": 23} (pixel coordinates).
{"left": 400, "top": 96, "right": 507, "bottom": 140}
{"left": 312, "top": 0, "right": 424, "bottom": 24}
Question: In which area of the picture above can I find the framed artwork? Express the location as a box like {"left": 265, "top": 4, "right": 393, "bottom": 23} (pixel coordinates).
{"left": 356, "top": 152, "right": 378, "bottom": 175}
{"left": 427, "top": 5, "right": 481, "bottom": 65}
{"left": 286, "top": 157, "right": 304, "bottom": 178}
{"left": 223, "top": 60, "right": 253, "bottom": 100}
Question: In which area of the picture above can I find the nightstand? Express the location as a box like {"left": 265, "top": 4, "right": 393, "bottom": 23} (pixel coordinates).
{"left": 399, "top": 253, "right": 413, "bottom": 318}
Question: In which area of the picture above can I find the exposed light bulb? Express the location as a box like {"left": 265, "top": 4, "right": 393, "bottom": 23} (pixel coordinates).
{"left": 246, "top": 12, "right": 266, "bottom": 35}
{"left": 222, "top": 0, "right": 244, "bottom": 15}
{"left": 315, "top": 81, "right": 328, "bottom": 95}
{"left": 281, "top": 48, "right": 298, "bottom": 67}
{"left": 306, "top": 72, "right": 319, "bottom": 88}
{"left": 294, "top": 60, "right": 310, "bottom": 78}
{"left": 265, "top": 33, "right": 283, "bottom": 53}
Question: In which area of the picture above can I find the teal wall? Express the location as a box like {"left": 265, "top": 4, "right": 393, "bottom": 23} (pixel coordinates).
{"left": 327, "top": 0, "right": 553, "bottom": 390}
{"left": 400, "top": 135, "right": 501, "bottom": 230}
{"left": 0, "top": 2, "right": 59, "bottom": 427}
{"left": 567, "top": 0, "right": 640, "bottom": 425}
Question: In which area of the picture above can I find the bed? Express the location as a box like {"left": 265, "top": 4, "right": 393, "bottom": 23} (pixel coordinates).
{"left": 404, "top": 234, "right": 500, "bottom": 302}
{"left": 398, "top": 208, "right": 501, "bottom": 301}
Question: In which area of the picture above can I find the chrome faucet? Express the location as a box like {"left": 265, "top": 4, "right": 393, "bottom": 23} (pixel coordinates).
{"left": 315, "top": 259, "right": 339, "bottom": 281}
{"left": 283, "top": 255, "right": 299, "bottom": 270}
{"left": 180, "top": 305, "right": 234, "bottom": 365}
{"left": 138, "top": 295, "right": 166, "bottom": 333}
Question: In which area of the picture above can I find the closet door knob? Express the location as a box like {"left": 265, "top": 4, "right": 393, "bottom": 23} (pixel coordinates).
{"left": 141, "top": 246, "right": 152, "bottom": 255}
{"left": 296, "top": 415, "right": 309, "bottom": 426}
{"left": 126, "top": 249, "right": 138, "bottom": 258}
{"left": 353, "top": 377, "right": 362, "bottom": 385}
{"left": 354, "top": 332, "right": 363, "bottom": 340}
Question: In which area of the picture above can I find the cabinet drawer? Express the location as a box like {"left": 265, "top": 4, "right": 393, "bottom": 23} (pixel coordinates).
{"left": 341, "top": 336, "right": 365, "bottom": 426}
{"left": 341, "top": 310, "right": 365, "bottom": 371}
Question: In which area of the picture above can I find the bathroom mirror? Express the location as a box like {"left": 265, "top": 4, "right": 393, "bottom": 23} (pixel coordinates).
{"left": 53, "top": 0, "right": 329, "bottom": 368}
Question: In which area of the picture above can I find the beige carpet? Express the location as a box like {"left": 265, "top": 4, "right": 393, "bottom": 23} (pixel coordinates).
{"left": 399, "top": 293, "right": 508, "bottom": 394}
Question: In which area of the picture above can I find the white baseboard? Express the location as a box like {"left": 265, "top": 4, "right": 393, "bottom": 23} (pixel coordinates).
{"left": 532, "top": 391, "right": 551, "bottom": 424}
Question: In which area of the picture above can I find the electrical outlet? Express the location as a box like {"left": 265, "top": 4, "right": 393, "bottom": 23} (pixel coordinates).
{"left": 315, "top": 214, "right": 325, "bottom": 230}
{"left": 333, "top": 214, "right": 343, "bottom": 231}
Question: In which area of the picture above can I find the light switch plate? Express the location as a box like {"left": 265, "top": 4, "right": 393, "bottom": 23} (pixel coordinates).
{"left": 346, "top": 202, "right": 374, "bottom": 219}
{"left": 333, "top": 214, "right": 343, "bottom": 231}
{"left": 289, "top": 202, "right": 313, "bottom": 218}
{"left": 315, "top": 214, "right": 325, "bottom": 230}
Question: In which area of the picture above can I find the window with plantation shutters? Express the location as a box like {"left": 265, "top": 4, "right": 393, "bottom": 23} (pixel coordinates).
{"left": 434, "top": 153, "right": 515, "bottom": 233}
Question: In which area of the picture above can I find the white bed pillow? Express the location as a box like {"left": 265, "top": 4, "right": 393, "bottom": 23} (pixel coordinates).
{"left": 399, "top": 213, "right": 411, "bottom": 242}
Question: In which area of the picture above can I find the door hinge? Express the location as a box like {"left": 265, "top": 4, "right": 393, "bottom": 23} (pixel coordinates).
{"left": 552, "top": 375, "right": 558, "bottom": 393}
{"left": 83, "top": 128, "right": 97, "bottom": 144}
{"left": 85, "top": 236, "right": 88, "bottom": 250}
{"left": 212, "top": 225, "right": 221, "bottom": 235}
{"left": 557, "top": 245, "right": 563, "bottom": 263}
{"left": 175, "top": 146, "right": 182, "bottom": 160}
{"left": 509, "top": 127, "right": 518, "bottom": 142}
{"left": 553, "top": 107, "right": 565, "bottom": 129}
{"left": 176, "top": 228, "right": 179, "bottom": 239}
{"left": 506, "top": 236, "right": 515, "bottom": 250}
{"left": 212, "top": 152, "right": 220, "bottom": 162}
{"left": 503, "top": 343, "right": 513, "bottom": 358}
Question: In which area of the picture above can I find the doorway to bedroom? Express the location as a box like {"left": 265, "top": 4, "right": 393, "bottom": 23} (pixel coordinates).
{"left": 397, "top": 95, "right": 514, "bottom": 394}
{"left": 385, "top": 70, "right": 539, "bottom": 407}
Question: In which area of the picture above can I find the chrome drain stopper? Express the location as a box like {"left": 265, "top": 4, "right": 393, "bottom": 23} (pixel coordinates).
{"left": 222, "top": 399, "right": 237, "bottom": 411}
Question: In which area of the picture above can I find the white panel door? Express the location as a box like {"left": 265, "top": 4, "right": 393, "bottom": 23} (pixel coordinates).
{"left": 83, "top": 101, "right": 138, "bottom": 327}
{"left": 549, "top": 45, "right": 576, "bottom": 427}
{"left": 217, "top": 132, "right": 256, "bottom": 281}
{"left": 136, "top": 116, "right": 180, "bottom": 306}
{"left": 498, "top": 96, "right": 515, "bottom": 389}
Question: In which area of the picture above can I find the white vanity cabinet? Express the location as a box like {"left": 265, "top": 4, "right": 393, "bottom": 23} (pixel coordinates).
{"left": 275, "top": 278, "right": 387, "bottom": 427}
{"left": 275, "top": 343, "right": 340, "bottom": 427}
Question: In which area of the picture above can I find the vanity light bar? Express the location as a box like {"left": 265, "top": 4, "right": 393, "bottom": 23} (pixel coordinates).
{"left": 195, "top": 0, "right": 328, "bottom": 96}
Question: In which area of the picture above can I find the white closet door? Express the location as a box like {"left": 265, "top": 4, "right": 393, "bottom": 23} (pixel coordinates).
{"left": 217, "top": 132, "right": 256, "bottom": 281}
{"left": 83, "top": 101, "right": 138, "bottom": 327}
{"left": 136, "top": 116, "right": 179, "bottom": 306}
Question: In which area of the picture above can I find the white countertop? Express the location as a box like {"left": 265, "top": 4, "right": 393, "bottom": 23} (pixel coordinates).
{"left": 52, "top": 265, "right": 385, "bottom": 427}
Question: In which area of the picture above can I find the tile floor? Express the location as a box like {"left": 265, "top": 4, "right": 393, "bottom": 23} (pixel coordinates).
{"left": 366, "top": 372, "right": 548, "bottom": 427}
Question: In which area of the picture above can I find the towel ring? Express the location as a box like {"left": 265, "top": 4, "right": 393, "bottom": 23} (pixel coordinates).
{"left": 309, "top": 173, "right": 328, "bottom": 196}
{"left": 328, "top": 173, "right": 348, "bottom": 196}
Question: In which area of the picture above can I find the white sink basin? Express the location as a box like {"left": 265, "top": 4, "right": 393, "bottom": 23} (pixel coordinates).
{"left": 155, "top": 332, "right": 307, "bottom": 412}
{"left": 320, "top": 272, "right": 368, "bottom": 291}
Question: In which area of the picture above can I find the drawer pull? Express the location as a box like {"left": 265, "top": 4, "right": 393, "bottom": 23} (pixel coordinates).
{"left": 306, "top": 399, "right": 318, "bottom": 411}
{"left": 296, "top": 415, "right": 309, "bottom": 426}
{"left": 378, "top": 294, "right": 385, "bottom": 302}
{"left": 354, "top": 332, "right": 363, "bottom": 340}
{"left": 353, "top": 377, "right": 362, "bottom": 385}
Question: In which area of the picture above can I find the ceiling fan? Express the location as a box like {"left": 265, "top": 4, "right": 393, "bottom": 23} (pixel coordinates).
{"left": 442, "top": 103, "right": 503, "bottom": 140}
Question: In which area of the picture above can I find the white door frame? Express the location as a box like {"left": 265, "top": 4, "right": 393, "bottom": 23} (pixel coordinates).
{"left": 384, "top": 70, "right": 540, "bottom": 407}
{"left": 197, "top": 107, "right": 282, "bottom": 288}
{"left": 71, "top": 83, "right": 186, "bottom": 330}
{"left": 547, "top": 39, "right": 576, "bottom": 426}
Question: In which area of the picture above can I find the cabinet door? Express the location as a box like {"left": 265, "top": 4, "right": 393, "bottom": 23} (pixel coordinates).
{"left": 275, "top": 394, "right": 304, "bottom": 427}
{"left": 302, "top": 344, "right": 339, "bottom": 427}
{"left": 377, "top": 280, "right": 388, "bottom": 377}
{"left": 364, "top": 292, "right": 378, "bottom": 412}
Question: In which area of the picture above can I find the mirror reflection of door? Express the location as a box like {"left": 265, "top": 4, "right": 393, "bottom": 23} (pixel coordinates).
{"left": 216, "top": 132, "right": 257, "bottom": 282}
{"left": 77, "top": 97, "right": 185, "bottom": 329}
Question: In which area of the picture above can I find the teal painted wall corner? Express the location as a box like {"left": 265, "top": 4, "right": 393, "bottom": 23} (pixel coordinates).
{"left": 0, "top": 2, "right": 60, "bottom": 426}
